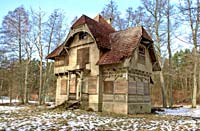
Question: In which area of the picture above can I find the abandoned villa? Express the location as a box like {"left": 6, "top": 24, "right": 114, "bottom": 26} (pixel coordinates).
{"left": 46, "top": 14, "right": 160, "bottom": 114}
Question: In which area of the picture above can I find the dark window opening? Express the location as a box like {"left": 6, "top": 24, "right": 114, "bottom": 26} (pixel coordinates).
{"left": 104, "top": 81, "right": 114, "bottom": 94}
{"left": 138, "top": 46, "right": 145, "bottom": 65}
{"left": 79, "top": 32, "right": 88, "bottom": 40}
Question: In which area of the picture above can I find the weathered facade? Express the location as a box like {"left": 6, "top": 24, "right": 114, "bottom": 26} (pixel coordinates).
{"left": 47, "top": 14, "right": 160, "bottom": 114}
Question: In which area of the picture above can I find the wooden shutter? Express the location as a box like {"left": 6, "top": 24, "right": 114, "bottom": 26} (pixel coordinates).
{"left": 137, "top": 82, "right": 144, "bottom": 95}
{"left": 144, "top": 82, "right": 149, "bottom": 95}
{"left": 128, "top": 81, "right": 137, "bottom": 94}
{"left": 60, "top": 80, "right": 67, "bottom": 95}
{"left": 114, "top": 80, "right": 127, "bottom": 93}
{"left": 77, "top": 47, "right": 89, "bottom": 69}
{"left": 104, "top": 81, "right": 114, "bottom": 94}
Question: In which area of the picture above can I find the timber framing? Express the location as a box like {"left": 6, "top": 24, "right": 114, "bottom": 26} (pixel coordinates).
{"left": 47, "top": 14, "right": 160, "bottom": 114}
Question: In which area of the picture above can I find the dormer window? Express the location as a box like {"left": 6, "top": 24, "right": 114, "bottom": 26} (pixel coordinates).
{"left": 138, "top": 46, "right": 145, "bottom": 65}
{"left": 79, "top": 32, "right": 88, "bottom": 40}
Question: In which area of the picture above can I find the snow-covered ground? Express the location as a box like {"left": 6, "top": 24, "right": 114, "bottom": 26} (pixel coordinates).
{"left": 0, "top": 105, "right": 200, "bottom": 130}
{"left": 0, "top": 106, "right": 24, "bottom": 111}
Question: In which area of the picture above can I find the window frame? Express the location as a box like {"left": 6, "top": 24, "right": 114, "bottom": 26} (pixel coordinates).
{"left": 138, "top": 45, "right": 146, "bottom": 65}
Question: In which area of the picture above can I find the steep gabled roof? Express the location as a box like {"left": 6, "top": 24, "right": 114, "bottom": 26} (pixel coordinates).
{"left": 97, "top": 27, "right": 146, "bottom": 65}
{"left": 71, "top": 14, "right": 115, "bottom": 49}
{"left": 46, "top": 14, "right": 160, "bottom": 71}
{"left": 46, "top": 44, "right": 64, "bottom": 60}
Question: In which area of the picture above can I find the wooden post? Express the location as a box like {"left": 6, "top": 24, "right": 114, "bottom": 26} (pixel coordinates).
{"left": 67, "top": 72, "right": 70, "bottom": 100}
{"left": 80, "top": 71, "right": 83, "bottom": 101}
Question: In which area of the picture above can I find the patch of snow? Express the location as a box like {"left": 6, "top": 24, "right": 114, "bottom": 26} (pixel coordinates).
{"left": 156, "top": 105, "right": 200, "bottom": 117}
{"left": 0, "top": 106, "right": 24, "bottom": 111}
{"left": 0, "top": 99, "right": 19, "bottom": 104}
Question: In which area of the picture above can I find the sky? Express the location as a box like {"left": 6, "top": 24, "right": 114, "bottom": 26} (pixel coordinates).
{"left": 0, "top": 0, "right": 141, "bottom": 23}
{"left": 0, "top": 0, "right": 192, "bottom": 53}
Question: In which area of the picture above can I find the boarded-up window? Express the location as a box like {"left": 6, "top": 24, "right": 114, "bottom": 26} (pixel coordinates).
{"left": 69, "top": 78, "right": 76, "bottom": 93}
{"left": 104, "top": 81, "right": 114, "bottom": 94}
{"left": 144, "top": 82, "right": 149, "bottom": 95}
{"left": 88, "top": 77, "right": 97, "bottom": 94}
{"left": 138, "top": 46, "right": 145, "bottom": 65}
{"left": 137, "top": 82, "right": 144, "bottom": 95}
{"left": 114, "top": 80, "right": 127, "bottom": 93}
{"left": 77, "top": 47, "right": 89, "bottom": 69}
{"left": 61, "top": 80, "right": 67, "bottom": 95}
{"left": 128, "top": 81, "right": 137, "bottom": 94}
{"left": 55, "top": 55, "right": 69, "bottom": 67}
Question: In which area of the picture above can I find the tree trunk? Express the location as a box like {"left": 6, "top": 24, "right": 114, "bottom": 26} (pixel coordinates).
{"left": 198, "top": 58, "right": 200, "bottom": 97}
{"left": 160, "top": 70, "right": 168, "bottom": 107}
{"left": 167, "top": 0, "right": 173, "bottom": 107}
{"left": 39, "top": 56, "right": 43, "bottom": 105}
{"left": 192, "top": 48, "right": 197, "bottom": 108}
{"left": 24, "top": 60, "right": 30, "bottom": 104}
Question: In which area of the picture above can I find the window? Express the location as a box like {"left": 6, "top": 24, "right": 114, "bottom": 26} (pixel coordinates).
{"left": 79, "top": 32, "right": 88, "bottom": 40}
{"left": 138, "top": 46, "right": 145, "bottom": 64}
{"left": 55, "top": 55, "right": 69, "bottom": 67}
{"left": 104, "top": 81, "right": 114, "bottom": 94}
{"left": 55, "top": 56, "right": 64, "bottom": 67}
{"left": 77, "top": 47, "right": 89, "bottom": 69}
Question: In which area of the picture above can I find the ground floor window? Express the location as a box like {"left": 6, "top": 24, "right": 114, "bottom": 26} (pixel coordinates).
{"left": 103, "top": 81, "right": 114, "bottom": 94}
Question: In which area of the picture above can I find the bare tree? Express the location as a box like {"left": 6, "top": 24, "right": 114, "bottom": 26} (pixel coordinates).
{"left": 23, "top": 35, "right": 33, "bottom": 103}
{"left": 179, "top": 0, "right": 199, "bottom": 108}
{"left": 30, "top": 8, "right": 45, "bottom": 105}
{"left": 142, "top": 0, "right": 168, "bottom": 107}
{"left": 166, "top": 0, "right": 173, "bottom": 107}
{"left": 1, "top": 6, "right": 29, "bottom": 103}
{"left": 43, "top": 9, "right": 67, "bottom": 102}
{"left": 101, "top": 0, "right": 121, "bottom": 30}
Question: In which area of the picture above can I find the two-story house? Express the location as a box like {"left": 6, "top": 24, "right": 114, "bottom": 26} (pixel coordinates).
{"left": 46, "top": 14, "right": 160, "bottom": 114}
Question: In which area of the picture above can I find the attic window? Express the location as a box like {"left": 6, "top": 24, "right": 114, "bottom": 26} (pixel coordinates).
{"left": 138, "top": 46, "right": 145, "bottom": 65}
{"left": 79, "top": 32, "right": 88, "bottom": 40}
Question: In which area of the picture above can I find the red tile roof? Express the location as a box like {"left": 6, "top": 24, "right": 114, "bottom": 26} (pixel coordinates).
{"left": 72, "top": 14, "right": 115, "bottom": 49}
{"left": 46, "top": 14, "right": 160, "bottom": 71}
{"left": 46, "top": 44, "right": 63, "bottom": 60}
{"left": 97, "top": 27, "right": 142, "bottom": 65}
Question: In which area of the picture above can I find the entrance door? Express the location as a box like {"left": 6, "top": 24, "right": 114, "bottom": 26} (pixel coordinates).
{"left": 69, "top": 76, "right": 76, "bottom": 100}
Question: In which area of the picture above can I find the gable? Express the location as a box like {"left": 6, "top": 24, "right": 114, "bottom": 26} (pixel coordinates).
{"left": 97, "top": 27, "right": 142, "bottom": 65}
{"left": 46, "top": 14, "right": 160, "bottom": 72}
